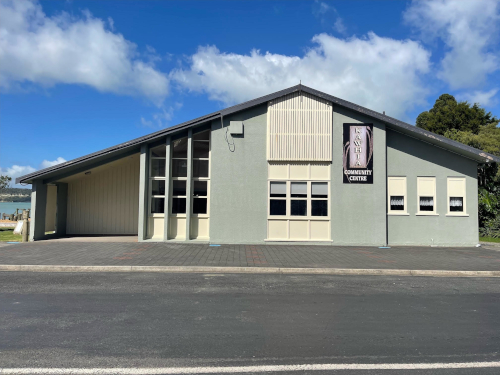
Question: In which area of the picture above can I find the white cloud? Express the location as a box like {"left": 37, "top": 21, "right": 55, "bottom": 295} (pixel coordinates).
{"left": 0, "top": 0, "right": 169, "bottom": 105}
{"left": 40, "top": 157, "right": 67, "bottom": 169}
{"left": 458, "top": 89, "right": 499, "bottom": 107}
{"left": 313, "top": 1, "right": 347, "bottom": 35}
{"left": 404, "top": 0, "right": 500, "bottom": 90}
{"left": 140, "top": 102, "right": 183, "bottom": 129}
{"left": 171, "top": 32, "right": 431, "bottom": 119}
{"left": 333, "top": 18, "right": 347, "bottom": 35}
{"left": 1, "top": 157, "right": 67, "bottom": 187}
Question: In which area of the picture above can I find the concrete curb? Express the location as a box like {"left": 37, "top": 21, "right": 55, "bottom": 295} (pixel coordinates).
{"left": 0, "top": 265, "right": 499, "bottom": 277}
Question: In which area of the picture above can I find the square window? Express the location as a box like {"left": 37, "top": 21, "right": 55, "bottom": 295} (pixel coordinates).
{"left": 172, "top": 137, "right": 188, "bottom": 158}
{"left": 172, "top": 198, "right": 186, "bottom": 214}
{"left": 311, "top": 200, "right": 328, "bottom": 216}
{"left": 450, "top": 197, "right": 464, "bottom": 212}
{"left": 151, "top": 180, "right": 165, "bottom": 195}
{"left": 193, "top": 181, "right": 207, "bottom": 197}
{"left": 172, "top": 180, "right": 186, "bottom": 196}
{"left": 150, "top": 145, "right": 166, "bottom": 158}
{"left": 270, "top": 182, "right": 286, "bottom": 197}
{"left": 419, "top": 196, "right": 434, "bottom": 212}
{"left": 193, "top": 160, "right": 209, "bottom": 178}
{"left": 311, "top": 182, "right": 328, "bottom": 198}
{"left": 151, "top": 198, "right": 164, "bottom": 214}
{"left": 291, "top": 182, "right": 307, "bottom": 198}
{"left": 151, "top": 159, "right": 165, "bottom": 177}
{"left": 270, "top": 199, "right": 286, "bottom": 215}
{"left": 172, "top": 159, "right": 187, "bottom": 177}
{"left": 390, "top": 196, "right": 404, "bottom": 211}
{"left": 193, "top": 141, "right": 209, "bottom": 158}
{"left": 291, "top": 200, "right": 307, "bottom": 216}
{"left": 193, "top": 198, "right": 207, "bottom": 214}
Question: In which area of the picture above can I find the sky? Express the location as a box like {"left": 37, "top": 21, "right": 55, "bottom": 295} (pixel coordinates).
{"left": 1, "top": 0, "right": 500, "bottom": 187}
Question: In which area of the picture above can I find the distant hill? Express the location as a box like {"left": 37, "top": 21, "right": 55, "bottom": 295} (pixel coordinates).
{"left": 0, "top": 187, "right": 31, "bottom": 202}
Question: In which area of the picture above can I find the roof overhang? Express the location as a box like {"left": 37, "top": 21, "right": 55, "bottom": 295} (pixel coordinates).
{"left": 16, "top": 84, "right": 499, "bottom": 184}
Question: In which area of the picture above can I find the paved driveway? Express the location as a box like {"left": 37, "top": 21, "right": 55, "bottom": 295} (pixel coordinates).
{"left": 0, "top": 241, "right": 499, "bottom": 271}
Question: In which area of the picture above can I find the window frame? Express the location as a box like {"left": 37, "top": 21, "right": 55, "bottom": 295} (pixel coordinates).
{"left": 447, "top": 177, "right": 468, "bottom": 217}
{"left": 170, "top": 137, "right": 188, "bottom": 217}
{"left": 387, "top": 176, "right": 409, "bottom": 215}
{"left": 191, "top": 130, "right": 211, "bottom": 218}
{"left": 416, "top": 176, "right": 438, "bottom": 216}
{"left": 148, "top": 145, "right": 167, "bottom": 217}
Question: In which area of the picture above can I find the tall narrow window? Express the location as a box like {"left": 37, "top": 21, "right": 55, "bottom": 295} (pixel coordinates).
{"left": 291, "top": 182, "right": 307, "bottom": 216}
{"left": 192, "top": 130, "right": 210, "bottom": 215}
{"left": 311, "top": 182, "right": 328, "bottom": 216}
{"left": 270, "top": 182, "right": 287, "bottom": 216}
{"left": 417, "top": 177, "right": 437, "bottom": 215}
{"left": 447, "top": 177, "right": 467, "bottom": 216}
{"left": 387, "top": 177, "right": 407, "bottom": 214}
{"left": 171, "top": 137, "right": 188, "bottom": 214}
{"left": 149, "top": 144, "right": 166, "bottom": 214}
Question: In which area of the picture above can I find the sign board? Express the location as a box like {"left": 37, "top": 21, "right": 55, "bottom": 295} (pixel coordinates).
{"left": 343, "top": 123, "right": 374, "bottom": 184}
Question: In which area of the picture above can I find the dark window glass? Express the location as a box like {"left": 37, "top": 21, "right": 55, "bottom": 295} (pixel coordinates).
{"left": 450, "top": 197, "right": 464, "bottom": 212}
{"left": 151, "top": 159, "right": 165, "bottom": 177}
{"left": 291, "top": 182, "right": 307, "bottom": 198}
{"left": 390, "top": 196, "right": 404, "bottom": 211}
{"left": 172, "top": 198, "right": 186, "bottom": 214}
{"left": 193, "top": 160, "right": 209, "bottom": 178}
{"left": 419, "top": 196, "right": 434, "bottom": 212}
{"left": 193, "top": 130, "right": 210, "bottom": 141}
{"left": 311, "top": 200, "right": 328, "bottom": 216}
{"left": 291, "top": 200, "right": 307, "bottom": 216}
{"left": 150, "top": 145, "right": 166, "bottom": 158}
{"left": 151, "top": 198, "right": 164, "bottom": 214}
{"left": 172, "top": 160, "right": 187, "bottom": 177}
{"left": 193, "top": 141, "right": 209, "bottom": 158}
{"left": 172, "top": 138, "right": 188, "bottom": 158}
{"left": 172, "top": 180, "right": 186, "bottom": 196}
{"left": 270, "top": 200, "right": 286, "bottom": 215}
{"left": 151, "top": 180, "right": 165, "bottom": 195}
{"left": 193, "top": 198, "right": 207, "bottom": 214}
{"left": 193, "top": 181, "right": 207, "bottom": 197}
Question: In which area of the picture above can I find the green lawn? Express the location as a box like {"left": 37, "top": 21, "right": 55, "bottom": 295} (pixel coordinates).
{"left": 0, "top": 228, "right": 22, "bottom": 242}
{"left": 480, "top": 236, "right": 500, "bottom": 243}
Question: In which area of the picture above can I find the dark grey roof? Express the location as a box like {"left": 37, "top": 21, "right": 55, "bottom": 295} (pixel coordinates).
{"left": 16, "top": 84, "right": 499, "bottom": 184}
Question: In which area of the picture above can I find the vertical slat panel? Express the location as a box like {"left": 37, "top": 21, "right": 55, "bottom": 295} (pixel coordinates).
{"left": 268, "top": 91, "right": 332, "bottom": 161}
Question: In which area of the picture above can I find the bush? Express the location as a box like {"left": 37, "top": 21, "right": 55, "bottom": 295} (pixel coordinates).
{"left": 480, "top": 216, "right": 500, "bottom": 238}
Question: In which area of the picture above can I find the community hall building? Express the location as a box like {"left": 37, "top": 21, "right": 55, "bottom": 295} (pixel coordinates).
{"left": 17, "top": 85, "right": 500, "bottom": 246}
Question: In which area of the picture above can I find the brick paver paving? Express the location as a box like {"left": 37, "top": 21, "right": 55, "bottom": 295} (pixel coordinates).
{"left": 0, "top": 241, "right": 500, "bottom": 271}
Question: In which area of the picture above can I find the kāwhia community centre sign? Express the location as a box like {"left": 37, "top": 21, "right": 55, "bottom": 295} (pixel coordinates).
{"left": 343, "top": 123, "right": 374, "bottom": 184}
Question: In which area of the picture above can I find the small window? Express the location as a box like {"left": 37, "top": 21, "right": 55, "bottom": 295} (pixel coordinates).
{"left": 151, "top": 159, "right": 165, "bottom": 177}
{"left": 311, "top": 182, "right": 328, "bottom": 198}
{"left": 291, "top": 182, "right": 307, "bottom": 198}
{"left": 447, "top": 177, "right": 466, "bottom": 215}
{"left": 193, "top": 160, "right": 209, "bottom": 178}
{"left": 172, "top": 180, "right": 186, "bottom": 196}
{"left": 291, "top": 200, "right": 307, "bottom": 216}
{"left": 193, "top": 198, "right": 207, "bottom": 214}
{"left": 417, "top": 177, "right": 437, "bottom": 215}
{"left": 193, "top": 181, "right": 207, "bottom": 197}
{"left": 270, "top": 182, "right": 286, "bottom": 197}
{"left": 270, "top": 200, "right": 286, "bottom": 215}
{"left": 172, "top": 198, "right": 186, "bottom": 214}
{"left": 151, "top": 198, "right": 165, "bottom": 214}
{"left": 387, "top": 177, "right": 407, "bottom": 215}
{"left": 151, "top": 180, "right": 165, "bottom": 196}
{"left": 172, "top": 160, "right": 187, "bottom": 178}
{"left": 193, "top": 142, "right": 209, "bottom": 158}
{"left": 193, "top": 130, "right": 210, "bottom": 141}
{"left": 150, "top": 145, "right": 166, "bottom": 158}
{"left": 172, "top": 138, "right": 188, "bottom": 158}
{"left": 311, "top": 200, "right": 327, "bottom": 216}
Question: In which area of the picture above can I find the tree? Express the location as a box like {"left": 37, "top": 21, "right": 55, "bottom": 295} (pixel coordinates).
{"left": 0, "top": 175, "right": 12, "bottom": 190}
{"left": 416, "top": 94, "right": 500, "bottom": 237}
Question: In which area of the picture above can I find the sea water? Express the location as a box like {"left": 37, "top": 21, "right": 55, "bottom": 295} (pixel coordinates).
{"left": 0, "top": 202, "right": 31, "bottom": 215}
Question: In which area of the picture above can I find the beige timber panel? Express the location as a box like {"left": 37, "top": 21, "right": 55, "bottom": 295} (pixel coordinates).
{"left": 45, "top": 185, "right": 57, "bottom": 232}
{"left": 268, "top": 91, "right": 332, "bottom": 161}
{"left": 66, "top": 156, "right": 140, "bottom": 234}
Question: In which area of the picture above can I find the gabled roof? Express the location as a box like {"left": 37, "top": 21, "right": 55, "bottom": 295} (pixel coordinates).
{"left": 16, "top": 84, "right": 500, "bottom": 184}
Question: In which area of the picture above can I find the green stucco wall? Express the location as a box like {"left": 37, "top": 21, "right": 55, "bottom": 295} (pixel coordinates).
{"left": 387, "top": 129, "right": 479, "bottom": 246}
{"left": 331, "top": 107, "right": 387, "bottom": 246}
{"left": 209, "top": 104, "right": 269, "bottom": 243}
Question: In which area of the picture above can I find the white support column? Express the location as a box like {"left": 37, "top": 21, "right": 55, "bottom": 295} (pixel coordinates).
{"left": 163, "top": 136, "right": 171, "bottom": 241}
{"left": 30, "top": 180, "right": 47, "bottom": 241}
{"left": 138, "top": 144, "right": 149, "bottom": 241}
{"left": 185, "top": 129, "right": 193, "bottom": 240}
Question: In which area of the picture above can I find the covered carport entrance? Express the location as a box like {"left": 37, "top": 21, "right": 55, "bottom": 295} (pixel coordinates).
{"left": 30, "top": 153, "right": 140, "bottom": 241}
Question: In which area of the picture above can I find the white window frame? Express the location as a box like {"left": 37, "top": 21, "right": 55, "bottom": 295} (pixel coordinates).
{"left": 170, "top": 137, "right": 188, "bottom": 217}
{"left": 387, "top": 177, "right": 408, "bottom": 215}
{"left": 416, "top": 176, "right": 438, "bottom": 216}
{"left": 191, "top": 130, "right": 211, "bottom": 218}
{"left": 148, "top": 145, "right": 166, "bottom": 217}
{"left": 447, "top": 177, "right": 468, "bottom": 217}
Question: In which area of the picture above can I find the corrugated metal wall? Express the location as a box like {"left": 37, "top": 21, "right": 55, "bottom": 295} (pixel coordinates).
{"left": 66, "top": 157, "right": 140, "bottom": 234}
{"left": 268, "top": 91, "right": 332, "bottom": 161}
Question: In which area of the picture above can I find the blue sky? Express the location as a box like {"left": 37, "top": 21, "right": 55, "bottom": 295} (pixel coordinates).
{"left": 1, "top": 0, "right": 500, "bottom": 187}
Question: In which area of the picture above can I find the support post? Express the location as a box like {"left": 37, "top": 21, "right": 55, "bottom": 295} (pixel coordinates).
{"left": 163, "top": 136, "right": 171, "bottom": 241}
{"left": 185, "top": 129, "right": 193, "bottom": 240}
{"left": 55, "top": 183, "right": 68, "bottom": 236}
{"left": 138, "top": 144, "right": 149, "bottom": 241}
{"left": 30, "top": 180, "right": 47, "bottom": 241}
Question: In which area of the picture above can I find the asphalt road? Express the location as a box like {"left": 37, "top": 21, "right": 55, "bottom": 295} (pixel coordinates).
{"left": 0, "top": 272, "right": 499, "bottom": 374}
